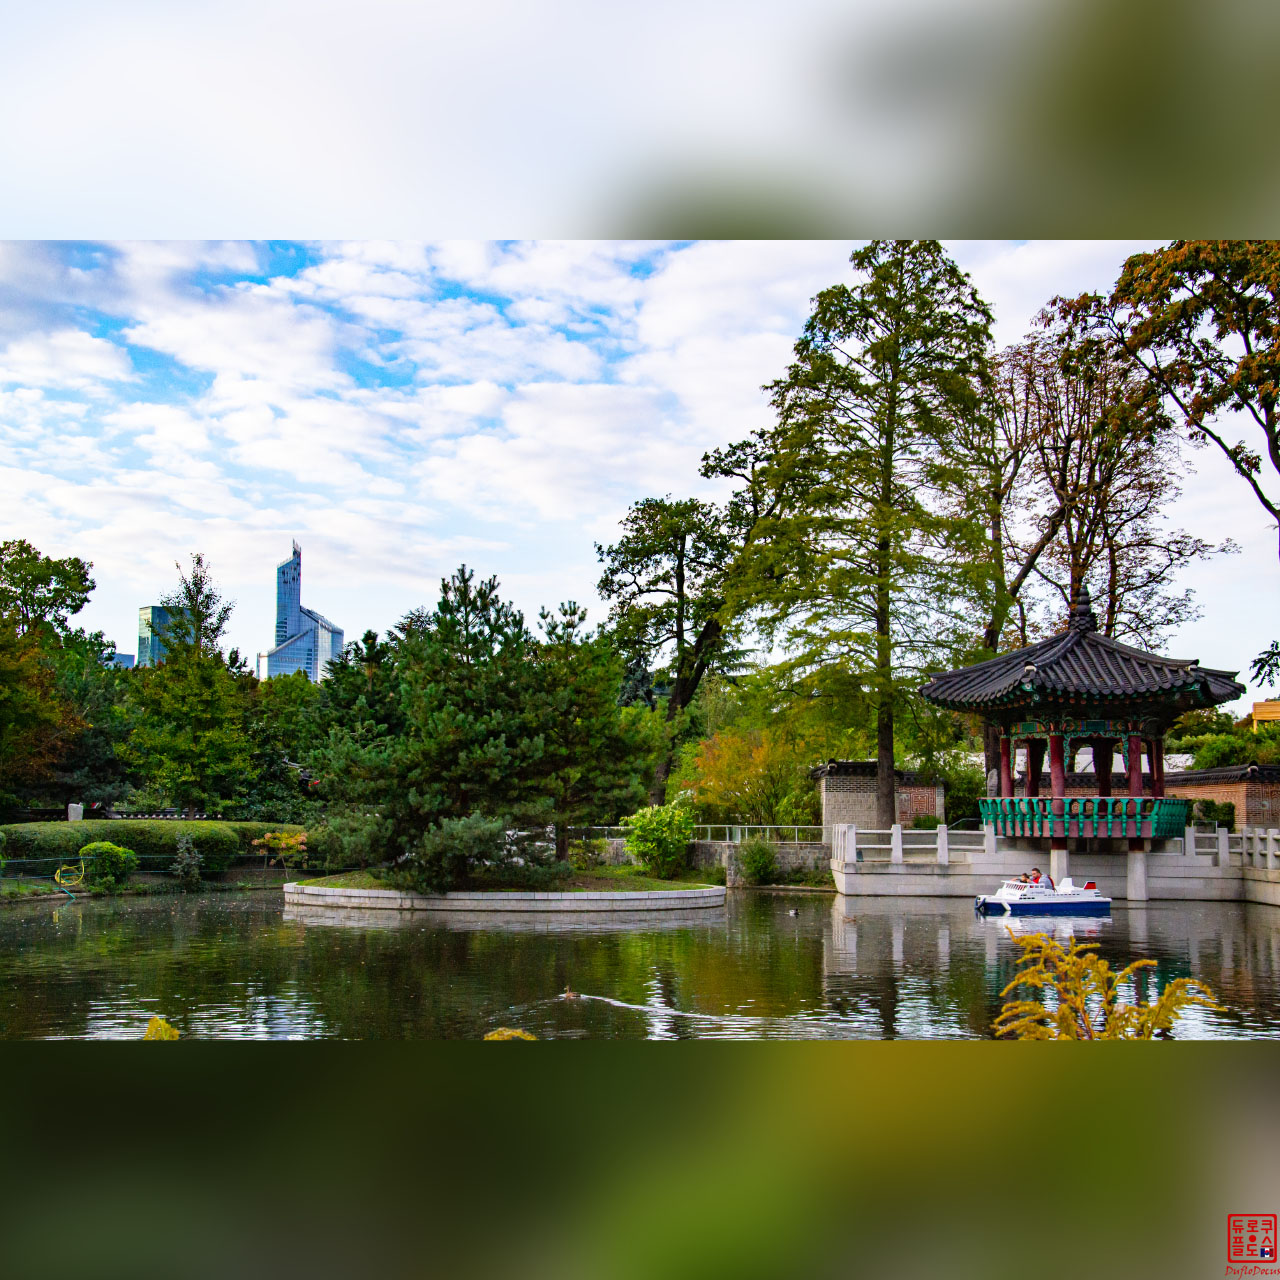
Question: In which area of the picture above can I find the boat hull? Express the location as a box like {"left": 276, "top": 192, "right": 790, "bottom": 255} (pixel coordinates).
{"left": 975, "top": 896, "right": 1111, "bottom": 917}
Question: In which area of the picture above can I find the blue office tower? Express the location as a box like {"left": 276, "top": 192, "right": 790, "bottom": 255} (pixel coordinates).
{"left": 264, "top": 542, "right": 343, "bottom": 682}
{"left": 137, "top": 605, "right": 172, "bottom": 667}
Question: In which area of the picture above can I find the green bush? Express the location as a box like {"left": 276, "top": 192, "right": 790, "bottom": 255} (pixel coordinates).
{"left": 388, "top": 814, "right": 513, "bottom": 893}
{"left": 0, "top": 820, "right": 306, "bottom": 876}
{"left": 1196, "top": 800, "right": 1236, "bottom": 831}
{"left": 170, "top": 833, "right": 202, "bottom": 890}
{"left": 80, "top": 841, "right": 138, "bottom": 890}
{"left": 622, "top": 801, "right": 695, "bottom": 879}
{"left": 738, "top": 836, "right": 779, "bottom": 886}
{"left": 569, "top": 838, "right": 608, "bottom": 870}
{"left": 912, "top": 814, "right": 941, "bottom": 830}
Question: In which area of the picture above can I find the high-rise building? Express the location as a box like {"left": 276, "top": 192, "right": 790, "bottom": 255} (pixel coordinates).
{"left": 263, "top": 542, "right": 343, "bottom": 682}
{"left": 137, "top": 605, "right": 172, "bottom": 667}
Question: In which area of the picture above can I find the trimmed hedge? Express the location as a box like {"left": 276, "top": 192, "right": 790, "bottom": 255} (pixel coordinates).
{"left": 0, "top": 820, "right": 307, "bottom": 876}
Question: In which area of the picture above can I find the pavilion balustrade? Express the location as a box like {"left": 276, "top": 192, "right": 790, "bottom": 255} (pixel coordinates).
{"left": 978, "top": 795, "right": 1191, "bottom": 842}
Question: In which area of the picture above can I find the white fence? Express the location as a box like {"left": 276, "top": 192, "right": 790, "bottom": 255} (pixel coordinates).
{"left": 830, "top": 823, "right": 986, "bottom": 866}
{"left": 1239, "top": 826, "right": 1280, "bottom": 870}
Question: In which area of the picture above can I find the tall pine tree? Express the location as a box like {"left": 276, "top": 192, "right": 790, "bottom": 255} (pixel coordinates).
{"left": 733, "top": 240, "right": 994, "bottom": 826}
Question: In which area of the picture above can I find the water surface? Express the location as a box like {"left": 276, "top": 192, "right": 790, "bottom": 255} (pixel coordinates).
{"left": 2, "top": 890, "right": 1278, "bottom": 1039}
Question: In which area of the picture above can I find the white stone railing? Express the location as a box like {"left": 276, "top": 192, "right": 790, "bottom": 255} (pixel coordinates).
{"left": 1240, "top": 826, "right": 1280, "bottom": 870}
{"left": 830, "top": 823, "right": 975, "bottom": 866}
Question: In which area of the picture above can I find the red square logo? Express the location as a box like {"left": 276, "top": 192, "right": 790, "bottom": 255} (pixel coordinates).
{"left": 1229, "top": 1214, "right": 1277, "bottom": 1262}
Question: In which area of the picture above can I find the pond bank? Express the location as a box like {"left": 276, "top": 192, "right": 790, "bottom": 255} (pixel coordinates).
{"left": 288, "top": 868, "right": 726, "bottom": 912}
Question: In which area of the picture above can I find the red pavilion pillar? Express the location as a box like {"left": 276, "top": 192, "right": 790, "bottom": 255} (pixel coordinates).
{"left": 1094, "top": 740, "right": 1113, "bottom": 796}
{"left": 1027, "top": 739, "right": 1045, "bottom": 798}
{"left": 999, "top": 736, "right": 1013, "bottom": 798}
{"left": 1152, "top": 738, "right": 1165, "bottom": 798}
{"left": 1127, "top": 734, "right": 1143, "bottom": 799}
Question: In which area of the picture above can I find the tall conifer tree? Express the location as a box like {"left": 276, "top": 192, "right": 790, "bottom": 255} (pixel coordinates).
{"left": 734, "top": 240, "right": 994, "bottom": 826}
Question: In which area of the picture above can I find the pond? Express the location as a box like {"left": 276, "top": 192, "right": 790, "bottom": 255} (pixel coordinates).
{"left": 2, "top": 889, "right": 1279, "bottom": 1039}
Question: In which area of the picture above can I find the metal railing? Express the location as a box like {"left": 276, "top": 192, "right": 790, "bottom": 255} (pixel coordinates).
{"left": 567, "top": 825, "right": 827, "bottom": 845}
{"left": 693, "top": 825, "right": 825, "bottom": 844}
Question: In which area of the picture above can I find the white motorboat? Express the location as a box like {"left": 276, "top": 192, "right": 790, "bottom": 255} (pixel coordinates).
{"left": 974, "top": 876, "right": 1111, "bottom": 917}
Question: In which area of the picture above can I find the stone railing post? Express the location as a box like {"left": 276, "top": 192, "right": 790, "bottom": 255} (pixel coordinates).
{"left": 1217, "top": 826, "right": 1230, "bottom": 869}
{"left": 830, "top": 824, "right": 856, "bottom": 866}
{"left": 1268, "top": 829, "right": 1279, "bottom": 872}
{"left": 983, "top": 821, "right": 997, "bottom": 860}
{"left": 1184, "top": 824, "right": 1197, "bottom": 859}
{"left": 936, "top": 824, "right": 949, "bottom": 866}
{"left": 890, "top": 823, "right": 904, "bottom": 865}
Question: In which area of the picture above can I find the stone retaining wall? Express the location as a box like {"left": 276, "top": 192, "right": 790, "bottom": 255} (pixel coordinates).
{"left": 284, "top": 881, "right": 726, "bottom": 912}
{"left": 693, "top": 840, "right": 830, "bottom": 887}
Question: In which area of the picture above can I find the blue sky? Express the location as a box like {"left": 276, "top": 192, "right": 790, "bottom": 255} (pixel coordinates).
{"left": 1, "top": 239, "right": 1275, "bottom": 706}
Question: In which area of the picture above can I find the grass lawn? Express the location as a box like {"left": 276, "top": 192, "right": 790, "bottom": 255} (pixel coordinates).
{"left": 0, "top": 879, "right": 65, "bottom": 900}
{"left": 298, "top": 864, "right": 721, "bottom": 893}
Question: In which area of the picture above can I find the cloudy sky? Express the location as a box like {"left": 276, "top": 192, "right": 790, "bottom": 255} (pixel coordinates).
{"left": 1, "top": 239, "right": 1275, "bottom": 707}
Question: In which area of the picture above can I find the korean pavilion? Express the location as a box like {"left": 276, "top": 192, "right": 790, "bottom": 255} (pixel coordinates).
{"left": 919, "top": 587, "right": 1245, "bottom": 900}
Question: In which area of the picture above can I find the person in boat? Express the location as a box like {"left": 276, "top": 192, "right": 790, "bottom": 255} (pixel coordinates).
{"left": 1030, "top": 866, "right": 1055, "bottom": 889}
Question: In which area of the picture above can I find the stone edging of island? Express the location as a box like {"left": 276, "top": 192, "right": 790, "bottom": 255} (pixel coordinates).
{"left": 283, "top": 881, "right": 727, "bottom": 913}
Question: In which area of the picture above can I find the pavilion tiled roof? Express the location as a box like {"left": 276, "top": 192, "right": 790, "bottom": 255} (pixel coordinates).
{"left": 920, "top": 588, "right": 1245, "bottom": 713}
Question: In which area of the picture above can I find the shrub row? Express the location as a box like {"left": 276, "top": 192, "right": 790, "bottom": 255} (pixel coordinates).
{"left": 0, "top": 820, "right": 307, "bottom": 876}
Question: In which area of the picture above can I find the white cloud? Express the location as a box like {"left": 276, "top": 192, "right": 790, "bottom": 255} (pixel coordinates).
{"left": 0, "top": 328, "right": 133, "bottom": 391}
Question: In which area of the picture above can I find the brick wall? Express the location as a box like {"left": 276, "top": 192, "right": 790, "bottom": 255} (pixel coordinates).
{"left": 818, "top": 774, "right": 944, "bottom": 829}
{"left": 1165, "top": 780, "right": 1280, "bottom": 828}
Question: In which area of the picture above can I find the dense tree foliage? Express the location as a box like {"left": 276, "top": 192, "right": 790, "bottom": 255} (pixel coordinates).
{"left": 724, "top": 239, "right": 995, "bottom": 825}
{"left": 312, "top": 567, "right": 659, "bottom": 889}
{"left": 0, "top": 539, "right": 95, "bottom": 638}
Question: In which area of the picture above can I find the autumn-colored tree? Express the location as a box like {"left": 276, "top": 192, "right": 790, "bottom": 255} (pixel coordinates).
{"left": 0, "top": 615, "right": 83, "bottom": 806}
{"left": 691, "top": 727, "right": 818, "bottom": 825}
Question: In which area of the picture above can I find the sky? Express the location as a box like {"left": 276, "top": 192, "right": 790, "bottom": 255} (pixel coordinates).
{"left": 1, "top": 239, "right": 1275, "bottom": 709}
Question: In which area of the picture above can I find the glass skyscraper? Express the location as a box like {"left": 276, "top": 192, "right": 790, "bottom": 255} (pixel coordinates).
{"left": 137, "top": 605, "right": 172, "bottom": 667}
{"left": 263, "top": 542, "right": 343, "bottom": 682}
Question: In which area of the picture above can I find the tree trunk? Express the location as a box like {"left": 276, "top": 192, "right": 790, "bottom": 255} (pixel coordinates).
{"left": 555, "top": 821, "right": 569, "bottom": 861}
{"left": 876, "top": 692, "right": 895, "bottom": 830}
{"left": 875, "top": 542, "right": 895, "bottom": 829}
{"left": 649, "top": 751, "right": 672, "bottom": 807}
{"left": 983, "top": 722, "right": 1001, "bottom": 780}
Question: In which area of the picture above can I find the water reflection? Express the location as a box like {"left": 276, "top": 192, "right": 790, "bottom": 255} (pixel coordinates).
{"left": 0, "top": 891, "right": 1278, "bottom": 1039}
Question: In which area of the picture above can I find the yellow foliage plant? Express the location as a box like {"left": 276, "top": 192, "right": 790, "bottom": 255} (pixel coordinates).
{"left": 994, "top": 931, "right": 1221, "bottom": 1040}
{"left": 483, "top": 1027, "right": 537, "bottom": 1041}
{"left": 252, "top": 830, "right": 308, "bottom": 872}
{"left": 143, "top": 1017, "right": 180, "bottom": 1040}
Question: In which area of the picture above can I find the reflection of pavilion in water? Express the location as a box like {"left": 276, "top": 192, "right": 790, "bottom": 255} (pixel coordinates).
{"left": 821, "top": 895, "right": 1280, "bottom": 1039}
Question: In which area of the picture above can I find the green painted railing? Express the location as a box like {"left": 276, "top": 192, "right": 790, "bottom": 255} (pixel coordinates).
{"left": 978, "top": 796, "right": 1191, "bottom": 841}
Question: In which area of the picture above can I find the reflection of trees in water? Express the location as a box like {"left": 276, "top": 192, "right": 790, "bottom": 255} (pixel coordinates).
{"left": 1, "top": 893, "right": 1279, "bottom": 1039}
